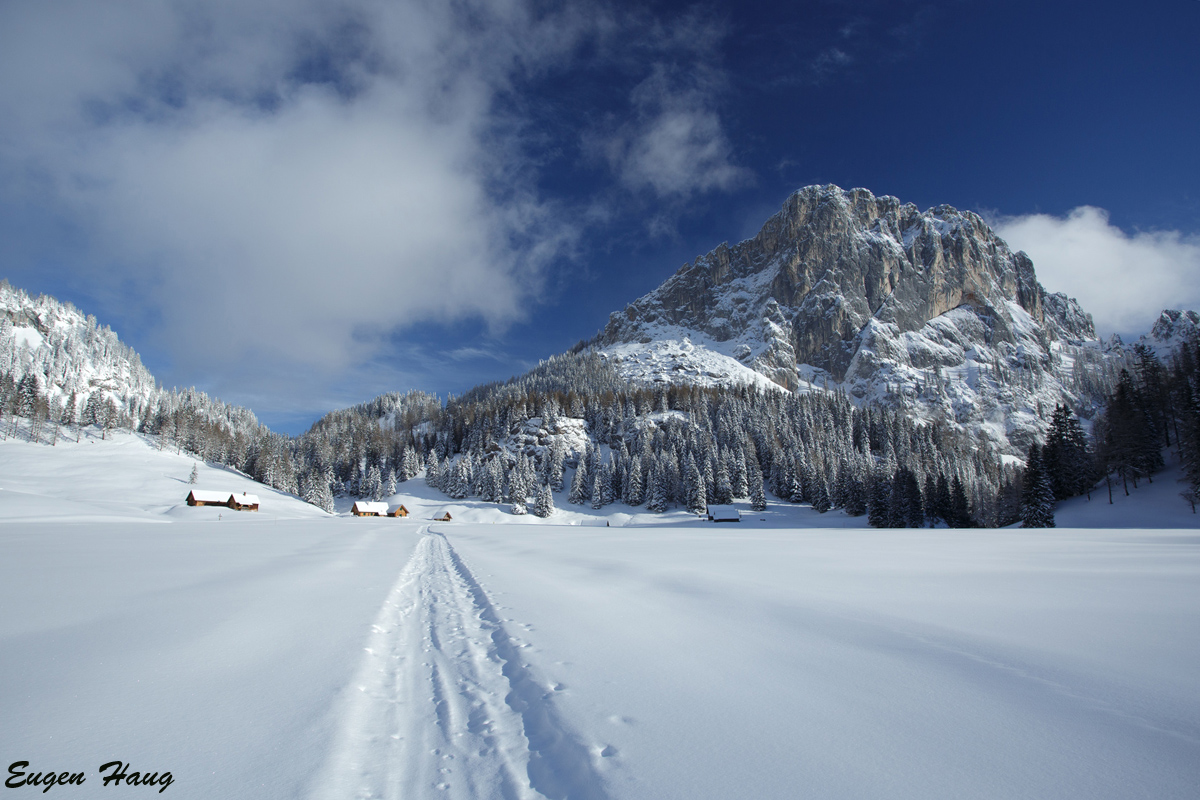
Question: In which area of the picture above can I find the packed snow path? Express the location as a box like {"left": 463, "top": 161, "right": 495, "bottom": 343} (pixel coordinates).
{"left": 313, "top": 529, "right": 607, "bottom": 800}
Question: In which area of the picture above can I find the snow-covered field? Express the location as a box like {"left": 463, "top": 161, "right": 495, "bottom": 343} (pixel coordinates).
{"left": 2, "top": 432, "right": 1199, "bottom": 799}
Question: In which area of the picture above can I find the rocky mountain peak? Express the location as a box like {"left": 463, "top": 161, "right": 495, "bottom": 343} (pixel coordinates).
{"left": 595, "top": 185, "right": 1117, "bottom": 453}
{"left": 601, "top": 184, "right": 1094, "bottom": 388}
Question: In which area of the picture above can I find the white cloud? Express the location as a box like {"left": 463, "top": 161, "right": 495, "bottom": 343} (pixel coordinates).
{"left": 0, "top": 0, "right": 586, "bottom": 404}
{"left": 995, "top": 207, "right": 1200, "bottom": 338}
{"left": 596, "top": 20, "right": 749, "bottom": 201}
{"left": 610, "top": 99, "right": 747, "bottom": 198}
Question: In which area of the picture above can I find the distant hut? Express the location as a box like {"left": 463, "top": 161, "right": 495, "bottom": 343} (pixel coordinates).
{"left": 187, "top": 490, "right": 232, "bottom": 507}
{"left": 388, "top": 505, "right": 410, "bottom": 518}
{"left": 433, "top": 510, "right": 453, "bottom": 522}
{"left": 352, "top": 501, "right": 388, "bottom": 517}
{"left": 706, "top": 504, "right": 740, "bottom": 522}
{"left": 229, "top": 492, "right": 260, "bottom": 512}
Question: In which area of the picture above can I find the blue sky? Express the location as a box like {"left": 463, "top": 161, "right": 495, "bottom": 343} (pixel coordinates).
{"left": 1, "top": 0, "right": 1198, "bottom": 434}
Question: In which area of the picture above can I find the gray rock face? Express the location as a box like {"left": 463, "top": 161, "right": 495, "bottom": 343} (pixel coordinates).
{"left": 600, "top": 184, "right": 1095, "bottom": 386}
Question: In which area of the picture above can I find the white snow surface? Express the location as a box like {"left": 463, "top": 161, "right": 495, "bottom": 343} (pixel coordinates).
{"left": 600, "top": 331, "right": 783, "bottom": 392}
{"left": 2, "top": 433, "right": 1200, "bottom": 799}
{"left": 0, "top": 428, "right": 327, "bottom": 523}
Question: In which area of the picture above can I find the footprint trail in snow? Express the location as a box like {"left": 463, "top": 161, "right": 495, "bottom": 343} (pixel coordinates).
{"left": 311, "top": 529, "right": 607, "bottom": 800}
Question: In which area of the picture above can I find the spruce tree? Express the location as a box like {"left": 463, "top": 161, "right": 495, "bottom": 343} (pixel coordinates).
{"left": 568, "top": 461, "right": 589, "bottom": 505}
{"left": 713, "top": 457, "right": 733, "bottom": 504}
{"left": 949, "top": 476, "right": 972, "bottom": 528}
{"left": 533, "top": 483, "right": 555, "bottom": 518}
{"left": 646, "top": 466, "right": 669, "bottom": 513}
{"left": 624, "top": 456, "right": 644, "bottom": 506}
{"left": 685, "top": 458, "right": 707, "bottom": 515}
{"left": 1021, "top": 443, "right": 1056, "bottom": 528}
{"left": 843, "top": 472, "right": 866, "bottom": 517}
{"left": 189, "top": 463, "right": 199, "bottom": 484}
{"left": 364, "top": 464, "right": 384, "bottom": 501}
{"left": 424, "top": 452, "right": 441, "bottom": 490}
{"left": 748, "top": 459, "right": 768, "bottom": 512}
{"left": 868, "top": 473, "right": 891, "bottom": 528}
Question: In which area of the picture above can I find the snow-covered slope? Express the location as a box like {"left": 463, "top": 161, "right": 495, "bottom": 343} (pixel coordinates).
{"left": 596, "top": 185, "right": 1130, "bottom": 452}
{"left": 0, "top": 426, "right": 326, "bottom": 523}
{"left": 0, "top": 280, "right": 157, "bottom": 416}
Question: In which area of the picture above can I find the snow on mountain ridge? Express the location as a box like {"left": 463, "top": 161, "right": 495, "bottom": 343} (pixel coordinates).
{"left": 0, "top": 280, "right": 157, "bottom": 413}
{"left": 596, "top": 184, "right": 1122, "bottom": 452}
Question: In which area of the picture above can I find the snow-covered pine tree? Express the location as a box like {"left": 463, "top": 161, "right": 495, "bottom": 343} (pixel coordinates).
{"left": 364, "top": 464, "right": 384, "bottom": 501}
{"left": 547, "top": 440, "right": 566, "bottom": 492}
{"left": 867, "top": 471, "right": 891, "bottom": 528}
{"left": 568, "top": 460, "right": 589, "bottom": 505}
{"left": 685, "top": 458, "right": 707, "bottom": 515}
{"left": 748, "top": 459, "right": 768, "bottom": 512}
{"left": 591, "top": 472, "right": 605, "bottom": 510}
{"left": 646, "top": 464, "right": 668, "bottom": 512}
{"left": 445, "top": 458, "right": 468, "bottom": 500}
{"left": 949, "top": 476, "right": 972, "bottom": 528}
{"left": 533, "top": 483, "right": 555, "bottom": 518}
{"left": 1043, "top": 404, "right": 1094, "bottom": 500}
{"left": 713, "top": 456, "right": 733, "bottom": 504}
{"left": 189, "top": 463, "right": 199, "bottom": 484}
{"left": 424, "top": 451, "right": 441, "bottom": 489}
{"left": 731, "top": 448, "right": 748, "bottom": 499}
{"left": 843, "top": 469, "right": 866, "bottom": 517}
{"left": 599, "top": 461, "right": 616, "bottom": 506}
{"left": 1021, "top": 443, "right": 1056, "bottom": 528}
{"left": 923, "top": 474, "right": 938, "bottom": 526}
{"left": 624, "top": 455, "right": 644, "bottom": 506}
{"left": 811, "top": 472, "right": 831, "bottom": 513}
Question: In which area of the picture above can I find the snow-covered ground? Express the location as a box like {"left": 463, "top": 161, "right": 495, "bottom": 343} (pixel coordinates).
{"left": 2, "top": 432, "right": 1199, "bottom": 799}
{"left": 0, "top": 428, "right": 328, "bottom": 523}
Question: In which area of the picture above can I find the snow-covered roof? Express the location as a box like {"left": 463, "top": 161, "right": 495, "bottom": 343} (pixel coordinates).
{"left": 188, "top": 490, "right": 232, "bottom": 504}
{"left": 352, "top": 501, "right": 388, "bottom": 514}
{"left": 706, "top": 504, "right": 740, "bottom": 521}
{"left": 230, "top": 493, "right": 260, "bottom": 506}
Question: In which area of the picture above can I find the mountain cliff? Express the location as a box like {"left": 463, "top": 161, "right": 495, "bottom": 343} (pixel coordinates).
{"left": 595, "top": 185, "right": 1120, "bottom": 452}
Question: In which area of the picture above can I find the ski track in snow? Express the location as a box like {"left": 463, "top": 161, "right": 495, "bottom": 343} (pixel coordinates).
{"left": 311, "top": 528, "right": 608, "bottom": 800}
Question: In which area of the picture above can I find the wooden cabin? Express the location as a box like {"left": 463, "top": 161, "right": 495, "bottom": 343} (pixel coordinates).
{"left": 388, "top": 505, "right": 410, "bottom": 518}
{"left": 229, "top": 492, "right": 260, "bottom": 511}
{"left": 706, "top": 504, "right": 740, "bottom": 522}
{"left": 352, "top": 501, "right": 388, "bottom": 517}
{"left": 433, "top": 511, "right": 453, "bottom": 522}
{"left": 187, "top": 490, "right": 232, "bottom": 507}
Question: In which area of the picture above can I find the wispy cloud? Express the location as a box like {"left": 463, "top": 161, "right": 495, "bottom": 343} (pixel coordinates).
{"left": 591, "top": 13, "right": 749, "bottom": 202}
{"left": 994, "top": 207, "right": 1200, "bottom": 337}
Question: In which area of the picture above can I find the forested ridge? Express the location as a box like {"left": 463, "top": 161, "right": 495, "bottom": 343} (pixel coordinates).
{"left": 4, "top": 280, "right": 1199, "bottom": 526}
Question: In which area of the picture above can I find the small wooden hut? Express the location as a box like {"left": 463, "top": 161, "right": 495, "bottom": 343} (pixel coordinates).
{"left": 229, "top": 493, "right": 260, "bottom": 511}
{"left": 706, "top": 504, "right": 740, "bottom": 522}
{"left": 388, "top": 505, "right": 410, "bottom": 518}
{"left": 352, "top": 501, "right": 388, "bottom": 517}
{"left": 187, "top": 490, "right": 232, "bottom": 507}
{"left": 433, "top": 511, "right": 453, "bottom": 522}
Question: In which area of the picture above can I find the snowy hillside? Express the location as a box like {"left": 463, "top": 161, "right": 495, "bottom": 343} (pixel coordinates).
{"left": 0, "top": 426, "right": 326, "bottom": 523}
{"left": 0, "top": 280, "right": 156, "bottom": 419}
